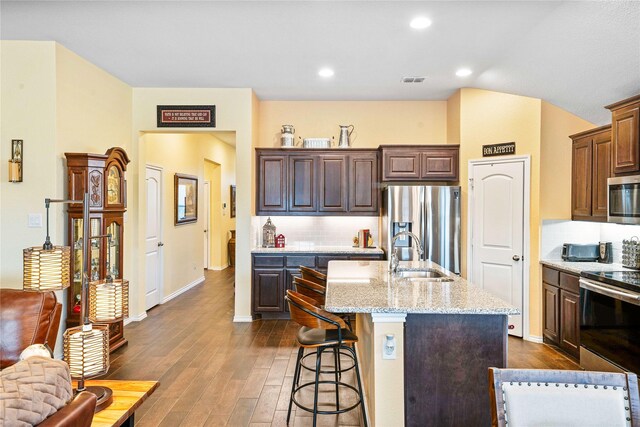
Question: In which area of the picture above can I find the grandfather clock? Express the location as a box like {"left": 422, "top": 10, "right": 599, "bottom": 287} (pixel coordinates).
{"left": 65, "top": 147, "right": 130, "bottom": 352}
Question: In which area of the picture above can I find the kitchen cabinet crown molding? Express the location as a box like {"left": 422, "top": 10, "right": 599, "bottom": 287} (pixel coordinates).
{"left": 604, "top": 93, "right": 640, "bottom": 111}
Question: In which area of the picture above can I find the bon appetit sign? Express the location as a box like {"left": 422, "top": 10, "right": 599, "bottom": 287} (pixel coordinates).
{"left": 157, "top": 105, "right": 216, "bottom": 128}
{"left": 482, "top": 142, "right": 516, "bottom": 157}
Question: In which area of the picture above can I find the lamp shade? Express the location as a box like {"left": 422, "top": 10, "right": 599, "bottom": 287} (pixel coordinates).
{"left": 23, "top": 246, "right": 71, "bottom": 291}
{"left": 8, "top": 160, "right": 21, "bottom": 182}
{"left": 88, "top": 279, "right": 129, "bottom": 322}
{"left": 63, "top": 324, "right": 110, "bottom": 379}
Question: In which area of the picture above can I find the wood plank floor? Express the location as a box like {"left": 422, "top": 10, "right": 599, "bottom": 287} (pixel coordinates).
{"left": 105, "top": 269, "right": 579, "bottom": 426}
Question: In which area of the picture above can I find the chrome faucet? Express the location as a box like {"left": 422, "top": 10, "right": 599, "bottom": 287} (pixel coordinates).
{"left": 390, "top": 231, "right": 424, "bottom": 273}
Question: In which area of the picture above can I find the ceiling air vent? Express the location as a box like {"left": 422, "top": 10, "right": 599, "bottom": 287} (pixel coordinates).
{"left": 402, "top": 76, "right": 426, "bottom": 83}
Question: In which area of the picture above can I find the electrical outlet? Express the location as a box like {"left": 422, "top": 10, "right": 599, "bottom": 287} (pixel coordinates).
{"left": 382, "top": 334, "right": 397, "bottom": 360}
{"left": 28, "top": 214, "right": 42, "bottom": 228}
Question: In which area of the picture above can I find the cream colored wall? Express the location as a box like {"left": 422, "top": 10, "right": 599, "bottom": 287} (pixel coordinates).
{"left": 132, "top": 88, "right": 253, "bottom": 320}
{"left": 204, "top": 160, "right": 222, "bottom": 268}
{"left": 540, "top": 101, "right": 595, "bottom": 220}
{"left": 0, "top": 41, "right": 57, "bottom": 288}
{"left": 446, "top": 90, "right": 461, "bottom": 145}
{"left": 257, "top": 101, "right": 447, "bottom": 148}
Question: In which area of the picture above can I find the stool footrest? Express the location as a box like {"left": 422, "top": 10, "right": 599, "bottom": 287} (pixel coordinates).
{"left": 291, "top": 380, "right": 362, "bottom": 415}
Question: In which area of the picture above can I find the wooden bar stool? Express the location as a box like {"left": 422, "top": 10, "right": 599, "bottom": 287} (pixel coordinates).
{"left": 293, "top": 276, "right": 326, "bottom": 306}
{"left": 285, "top": 290, "right": 367, "bottom": 427}
{"left": 299, "top": 266, "right": 327, "bottom": 286}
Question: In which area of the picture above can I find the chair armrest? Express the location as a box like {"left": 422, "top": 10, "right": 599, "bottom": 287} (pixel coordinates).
{"left": 38, "top": 391, "right": 97, "bottom": 427}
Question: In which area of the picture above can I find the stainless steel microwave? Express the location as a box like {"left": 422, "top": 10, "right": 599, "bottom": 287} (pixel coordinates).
{"left": 608, "top": 175, "right": 640, "bottom": 224}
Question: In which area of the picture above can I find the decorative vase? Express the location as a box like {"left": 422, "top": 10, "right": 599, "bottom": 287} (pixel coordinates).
{"left": 228, "top": 230, "right": 236, "bottom": 267}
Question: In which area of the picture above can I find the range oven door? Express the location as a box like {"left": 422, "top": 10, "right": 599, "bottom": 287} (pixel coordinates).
{"left": 579, "top": 278, "right": 640, "bottom": 374}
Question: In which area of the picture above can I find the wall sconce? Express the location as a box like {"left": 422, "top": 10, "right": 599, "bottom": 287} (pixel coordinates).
{"left": 8, "top": 139, "right": 23, "bottom": 182}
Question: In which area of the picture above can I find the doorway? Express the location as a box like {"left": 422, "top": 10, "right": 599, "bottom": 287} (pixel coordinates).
{"left": 145, "top": 165, "right": 163, "bottom": 310}
{"left": 468, "top": 156, "right": 530, "bottom": 338}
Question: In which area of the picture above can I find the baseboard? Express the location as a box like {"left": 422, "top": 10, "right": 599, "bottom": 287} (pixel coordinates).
{"left": 124, "top": 312, "right": 147, "bottom": 326}
{"left": 525, "top": 334, "right": 544, "bottom": 344}
{"left": 232, "top": 315, "right": 253, "bottom": 322}
{"left": 162, "top": 276, "right": 205, "bottom": 304}
{"left": 208, "top": 265, "right": 228, "bottom": 271}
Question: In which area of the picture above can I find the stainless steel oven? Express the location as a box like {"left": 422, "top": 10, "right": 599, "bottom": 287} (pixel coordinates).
{"left": 579, "top": 276, "right": 640, "bottom": 373}
{"left": 608, "top": 175, "right": 640, "bottom": 225}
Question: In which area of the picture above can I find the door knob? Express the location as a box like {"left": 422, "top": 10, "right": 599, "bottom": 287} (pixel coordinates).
{"left": 158, "top": 242, "right": 164, "bottom": 247}
{"left": 512, "top": 255, "right": 520, "bottom": 261}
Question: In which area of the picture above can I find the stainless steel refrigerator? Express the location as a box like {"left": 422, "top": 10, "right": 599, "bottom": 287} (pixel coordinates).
{"left": 381, "top": 185, "right": 461, "bottom": 274}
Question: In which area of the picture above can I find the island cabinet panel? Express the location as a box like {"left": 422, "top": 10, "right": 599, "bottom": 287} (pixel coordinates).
{"left": 606, "top": 95, "right": 640, "bottom": 175}
{"left": 380, "top": 145, "right": 460, "bottom": 182}
{"left": 541, "top": 265, "right": 580, "bottom": 361}
{"left": 404, "top": 313, "right": 507, "bottom": 427}
{"left": 288, "top": 155, "right": 316, "bottom": 212}
{"left": 318, "top": 156, "right": 348, "bottom": 212}
{"left": 257, "top": 155, "right": 287, "bottom": 213}
{"left": 349, "top": 153, "right": 379, "bottom": 213}
{"left": 252, "top": 253, "right": 383, "bottom": 318}
{"left": 570, "top": 125, "right": 611, "bottom": 222}
{"left": 256, "top": 148, "right": 379, "bottom": 216}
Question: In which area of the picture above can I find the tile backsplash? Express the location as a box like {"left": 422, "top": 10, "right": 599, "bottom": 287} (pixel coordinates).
{"left": 251, "top": 216, "right": 378, "bottom": 248}
{"left": 541, "top": 220, "right": 640, "bottom": 263}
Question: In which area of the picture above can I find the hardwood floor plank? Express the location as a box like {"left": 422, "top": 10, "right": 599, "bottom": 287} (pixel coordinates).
{"left": 104, "top": 269, "right": 583, "bottom": 427}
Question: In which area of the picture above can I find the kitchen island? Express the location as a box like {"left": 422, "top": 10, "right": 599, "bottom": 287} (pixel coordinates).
{"left": 325, "top": 260, "right": 518, "bottom": 427}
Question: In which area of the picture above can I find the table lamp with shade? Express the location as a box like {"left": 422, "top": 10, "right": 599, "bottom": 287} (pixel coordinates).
{"left": 22, "top": 192, "right": 129, "bottom": 411}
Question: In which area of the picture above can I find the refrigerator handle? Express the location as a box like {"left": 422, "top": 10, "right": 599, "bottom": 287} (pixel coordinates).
{"left": 420, "top": 190, "right": 427, "bottom": 262}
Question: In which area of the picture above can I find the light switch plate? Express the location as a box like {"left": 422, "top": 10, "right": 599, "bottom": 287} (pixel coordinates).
{"left": 28, "top": 213, "right": 42, "bottom": 228}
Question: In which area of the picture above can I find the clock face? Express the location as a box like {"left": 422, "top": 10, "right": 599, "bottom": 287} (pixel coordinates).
{"left": 107, "top": 166, "right": 121, "bottom": 204}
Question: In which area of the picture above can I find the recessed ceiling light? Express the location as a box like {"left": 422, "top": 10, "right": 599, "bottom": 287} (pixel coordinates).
{"left": 410, "top": 16, "right": 432, "bottom": 30}
{"left": 456, "top": 68, "right": 473, "bottom": 77}
{"left": 318, "top": 68, "right": 334, "bottom": 78}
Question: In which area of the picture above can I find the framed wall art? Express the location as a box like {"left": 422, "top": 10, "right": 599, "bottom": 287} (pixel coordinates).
{"left": 230, "top": 185, "right": 236, "bottom": 218}
{"left": 175, "top": 173, "right": 198, "bottom": 225}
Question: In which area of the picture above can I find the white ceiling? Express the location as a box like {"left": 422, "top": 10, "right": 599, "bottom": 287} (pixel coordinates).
{"left": 1, "top": 1, "right": 639, "bottom": 125}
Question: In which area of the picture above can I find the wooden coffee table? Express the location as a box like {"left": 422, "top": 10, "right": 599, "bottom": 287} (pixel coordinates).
{"left": 74, "top": 380, "right": 159, "bottom": 427}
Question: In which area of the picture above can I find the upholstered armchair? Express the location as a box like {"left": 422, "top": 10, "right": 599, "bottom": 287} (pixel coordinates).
{"left": 0, "top": 289, "right": 96, "bottom": 426}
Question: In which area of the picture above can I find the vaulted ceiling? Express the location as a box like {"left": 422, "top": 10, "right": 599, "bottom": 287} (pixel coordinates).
{"left": 2, "top": 1, "right": 639, "bottom": 124}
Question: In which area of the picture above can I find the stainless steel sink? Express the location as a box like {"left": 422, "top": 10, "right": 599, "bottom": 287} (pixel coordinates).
{"left": 395, "top": 269, "right": 454, "bottom": 282}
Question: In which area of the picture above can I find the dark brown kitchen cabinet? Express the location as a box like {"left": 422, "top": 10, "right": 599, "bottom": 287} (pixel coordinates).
{"left": 380, "top": 145, "right": 459, "bottom": 182}
{"left": 543, "top": 282, "right": 560, "bottom": 345}
{"left": 255, "top": 148, "right": 379, "bottom": 216}
{"left": 253, "top": 268, "right": 284, "bottom": 312}
{"left": 288, "top": 155, "right": 316, "bottom": 212}
{"left": 560, "top": 289, "right": 580, "bottom": 359}
{"left": 541, "top": 265, "right": 580, "bottom": 361}
{"left": 570, "top": 125, "right": 611, "bottom": 222}
{"left": 252, "top": 252, "right": 384, "bottom": 318}
{"left": 319, "top": 156, "right": 348, "bottom": 213}
{"left": 606, "top": 94, "right": 640, "bottom": 175}
{"left": 349, "top": 153, "right": 379, "bottom": 213}
{"left": 257, "top": 155, "right": 287, "bottom": 213}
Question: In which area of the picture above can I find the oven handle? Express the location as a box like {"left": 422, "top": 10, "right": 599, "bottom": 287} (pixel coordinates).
{"left": 579, "top": 278, "right": 640, "bottom": 306}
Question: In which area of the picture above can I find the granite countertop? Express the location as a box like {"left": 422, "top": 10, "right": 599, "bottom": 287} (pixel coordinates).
{"left": 540, "top": 259, "right": 628, "bottom": 275}
{"left": 324, "top": 260, "right": 519, "bottom": 315}
{"left": 251, "top": 245, "right": 384, "bottom": 254}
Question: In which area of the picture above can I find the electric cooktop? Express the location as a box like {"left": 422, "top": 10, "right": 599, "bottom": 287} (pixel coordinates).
{"left": 581, "top": 270, "right": 640, "bottom": 293}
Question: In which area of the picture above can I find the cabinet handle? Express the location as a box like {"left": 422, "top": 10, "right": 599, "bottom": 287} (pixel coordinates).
{"left": 512, "top": 255, "right": 520, "bottom": 261}
{"left": 158, "top": 242, "right": 164, "bottom": 247}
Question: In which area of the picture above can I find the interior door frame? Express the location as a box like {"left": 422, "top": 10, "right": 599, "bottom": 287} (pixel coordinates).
{"left": 467, "top": 155, "right": 531, "bottom": 341}
{"left": 145, "top": 163, "right": 164, "bottom": 310}
{"left": 203, "top": 180, "right": 210, "bottom": 270}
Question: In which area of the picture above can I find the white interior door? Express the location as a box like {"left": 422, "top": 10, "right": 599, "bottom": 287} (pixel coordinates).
{"left": 203, "top": 181, "right": 210, "bottom": 269}
{"left": 470, "top": 160, "right": 525, "bottom": 337}
{"left": 145, "top": 166, "right": 163, "bottom": 310}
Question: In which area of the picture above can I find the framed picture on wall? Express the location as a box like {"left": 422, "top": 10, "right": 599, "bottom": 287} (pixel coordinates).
{"left": 175, "top": 173, "right": 198, "bottom": 225}
{"left": 230, "top": 185, "right": 236, "bottom": 218}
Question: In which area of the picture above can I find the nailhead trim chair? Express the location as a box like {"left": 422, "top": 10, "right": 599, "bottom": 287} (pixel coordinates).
{"left": 488, "top": 368, "right": 640, "bottom": 427}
